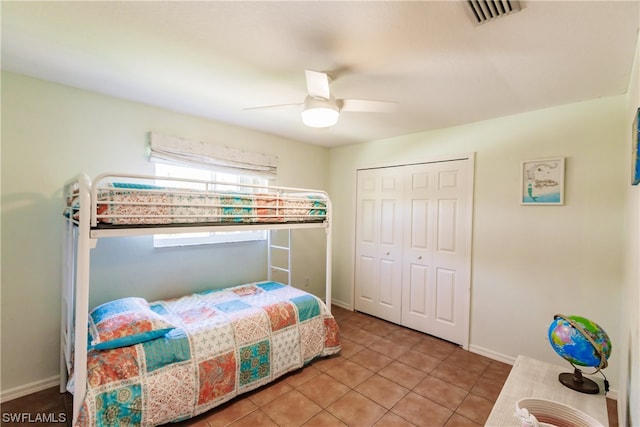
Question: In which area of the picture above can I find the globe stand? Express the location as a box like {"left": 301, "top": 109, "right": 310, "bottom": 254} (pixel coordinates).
{"left": 558, "top": 368, "right": 599, "bottom": 394}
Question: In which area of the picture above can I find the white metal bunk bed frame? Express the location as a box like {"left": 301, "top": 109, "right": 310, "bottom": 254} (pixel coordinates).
{"left": 60, "top": 172, "right": 332, "bottom": 424}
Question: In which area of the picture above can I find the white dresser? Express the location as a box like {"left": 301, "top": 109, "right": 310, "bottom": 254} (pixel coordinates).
{"left": 485, "top": 355, "right": 609, "bottom": 426}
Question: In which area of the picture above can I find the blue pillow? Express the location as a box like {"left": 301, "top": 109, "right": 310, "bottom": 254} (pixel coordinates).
{"left": 88, "top": 297, "right": 176, "bottom": 350}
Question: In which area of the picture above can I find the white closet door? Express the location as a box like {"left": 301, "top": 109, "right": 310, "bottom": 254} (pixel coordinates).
{"left": 354, "top": 167, "right": 404, "bottom": 324}
{"left": 401, "top": 161, "right": 471, "bottom": 346}
{"left": 401, "top": 163, "right": 434, "bottom": 333}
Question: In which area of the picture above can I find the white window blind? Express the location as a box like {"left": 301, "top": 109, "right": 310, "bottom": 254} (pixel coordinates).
{"left": 148, "top": 132, "right": 278, "bottom": 178}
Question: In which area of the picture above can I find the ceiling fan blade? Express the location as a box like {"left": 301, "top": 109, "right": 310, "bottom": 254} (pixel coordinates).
{"left": 305, "top": 69, "right": 331, "bottom": 99}
{"left": 243, "top": 103, "right": 303, "bottom": 111}
{"left": 339, "top": 99, "right": 398, "bottom": 113}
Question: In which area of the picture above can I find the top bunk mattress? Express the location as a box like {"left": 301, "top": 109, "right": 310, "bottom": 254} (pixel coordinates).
{"left": 65, "top": 176, "right": 329, "bottom": 228}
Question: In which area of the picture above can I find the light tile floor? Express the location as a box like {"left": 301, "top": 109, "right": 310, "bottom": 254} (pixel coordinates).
{"left": 1, "top": 306, "right": 618, "bottom": 427}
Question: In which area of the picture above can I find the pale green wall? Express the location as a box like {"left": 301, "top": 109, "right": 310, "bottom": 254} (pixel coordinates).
{"left": 620, "top": 33, "right": 640, "bottom": 427}
{"left": 0, "top": 71, "right": 329, "bottom": 393}
{"left": 329, "top": 96, "right": 627, "bottom": 389}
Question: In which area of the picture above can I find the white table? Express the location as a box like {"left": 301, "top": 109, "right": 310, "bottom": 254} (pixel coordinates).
{"left": 485, "top": 355, "right": 609, "bottom": 426}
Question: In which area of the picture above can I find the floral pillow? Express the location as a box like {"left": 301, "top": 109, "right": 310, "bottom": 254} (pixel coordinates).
{"left": 88, "top": 297, "right": 176, "bottom": 350}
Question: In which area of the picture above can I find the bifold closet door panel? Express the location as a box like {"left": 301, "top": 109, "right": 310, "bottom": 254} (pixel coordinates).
{"left": 401, "top": 163, "right": 435, "bottom": 334}
{"left": 354, "top": 167, "right": 403, "bottom": 324}
{"left": 401, "top": 161, "right": 471, "bottom": 345}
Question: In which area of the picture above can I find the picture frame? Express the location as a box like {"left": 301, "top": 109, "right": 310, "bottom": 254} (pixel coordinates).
{"left": 521, "top": 157, "right": 565, "bottom": 205}
{"left": 632, "top": 107, "right": 640, "bottom": 186}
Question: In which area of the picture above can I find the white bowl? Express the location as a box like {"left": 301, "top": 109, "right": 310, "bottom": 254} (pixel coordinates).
{"left": 514, "top": 397, "right": 604, "bottom": 427}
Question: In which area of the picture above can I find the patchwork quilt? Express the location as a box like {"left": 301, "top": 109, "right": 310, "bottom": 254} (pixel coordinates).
{"left": 64, "top": 184, "right": 327, "bottom": 226}
{"left": 97, "top": 183, "right": 326, "bottom": 225}
{"left": 75, "top": 282, "right": 341, "bottom": 426}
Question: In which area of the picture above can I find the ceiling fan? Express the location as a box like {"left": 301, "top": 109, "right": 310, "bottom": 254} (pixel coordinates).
{"left": 246, "top": 70, "right": 398, "bottom": 128}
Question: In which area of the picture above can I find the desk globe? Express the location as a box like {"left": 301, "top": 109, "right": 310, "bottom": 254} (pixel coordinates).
{"left": 547, "top": 314, "right": 611, "bottom": 394}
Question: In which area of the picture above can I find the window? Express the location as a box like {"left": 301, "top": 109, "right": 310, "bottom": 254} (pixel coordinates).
{"left": 153, "top": 163, "right": 270, "bottom": 247}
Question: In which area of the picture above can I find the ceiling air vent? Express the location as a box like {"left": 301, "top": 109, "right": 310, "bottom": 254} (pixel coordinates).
{"left": 465, "top": 0, "right": 521, "bottom": 25}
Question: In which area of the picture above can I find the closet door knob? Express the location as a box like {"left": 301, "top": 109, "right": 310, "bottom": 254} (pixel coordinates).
{"left": 418, "top": 256, "right": 422, "bottom": 260}
{"left": 386, "top": 252, "right": 390, "bottom": 255}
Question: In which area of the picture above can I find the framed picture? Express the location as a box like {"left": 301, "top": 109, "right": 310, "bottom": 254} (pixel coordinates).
{"left": 521, "top": 157, "right": 565, "bottom": 205}
{"left": 632, "top": 108, "right": 640, "bottom": 185}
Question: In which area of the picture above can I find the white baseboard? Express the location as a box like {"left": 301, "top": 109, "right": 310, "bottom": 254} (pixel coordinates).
{"left": 1, "top": 375, "right": 61, "bottom": 403}
{"left": 331, "top": 298, "right": 352, "bottom": 311}
{"left": 468, "top": 344, "right": 517, "bottom": 365}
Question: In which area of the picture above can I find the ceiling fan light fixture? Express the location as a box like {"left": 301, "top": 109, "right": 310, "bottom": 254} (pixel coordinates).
{"left": 301, "top": 97, "right": 339, "bottom": 128}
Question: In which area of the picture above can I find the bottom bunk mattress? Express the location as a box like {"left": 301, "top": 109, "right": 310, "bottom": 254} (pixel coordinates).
{"left": 75, "top": 281, "right": 341, "bottom": 426}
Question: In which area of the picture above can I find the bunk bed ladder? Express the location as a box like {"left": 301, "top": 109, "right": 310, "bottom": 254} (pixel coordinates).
{"left": 267, "top": 229, "right": 291, "bottom": 286}
{"left": 60, "top": 217, "right": 76, "bottom": 392}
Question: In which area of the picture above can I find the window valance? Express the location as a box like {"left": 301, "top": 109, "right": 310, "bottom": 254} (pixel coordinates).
{"left": 147, "top": 132, "right": 278, "bottom": 177}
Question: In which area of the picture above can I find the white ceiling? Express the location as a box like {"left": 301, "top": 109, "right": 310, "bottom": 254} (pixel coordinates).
{"left": 2, "top": 1, "right": 639, "bottom": 147}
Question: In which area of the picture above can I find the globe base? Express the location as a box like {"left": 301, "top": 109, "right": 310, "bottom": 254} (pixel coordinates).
{"left": 558, "top": 369, "right": 599, "bottom": 394}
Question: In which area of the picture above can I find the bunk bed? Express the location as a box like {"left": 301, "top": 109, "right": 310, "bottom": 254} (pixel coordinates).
{"left": 61, "top": 173, "right": 339, "bottom": 426}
